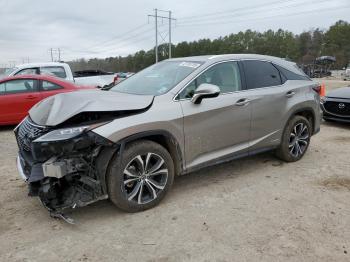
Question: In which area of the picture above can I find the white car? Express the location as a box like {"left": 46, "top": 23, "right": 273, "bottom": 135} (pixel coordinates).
{"left": 2, "top": 62, "right": 118, "bottom": 88}
{"left": 344, "top": 67, "right": 350, "bottom": 81}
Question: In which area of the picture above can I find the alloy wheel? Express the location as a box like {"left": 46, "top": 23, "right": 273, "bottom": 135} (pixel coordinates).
{"left": 288, "top": 122, "right": 309, "bottom": 158}
{"left": 123, "top": 153, "right": 168, "bottom": 204}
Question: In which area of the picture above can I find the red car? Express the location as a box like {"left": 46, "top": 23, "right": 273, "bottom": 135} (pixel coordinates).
{"left": 0, "top": 75, "right": 95, "bottom": 125}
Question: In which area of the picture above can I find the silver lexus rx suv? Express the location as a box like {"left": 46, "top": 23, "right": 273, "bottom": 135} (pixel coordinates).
{"left": 15, "top": 54, "right": 321, "bottom": 218}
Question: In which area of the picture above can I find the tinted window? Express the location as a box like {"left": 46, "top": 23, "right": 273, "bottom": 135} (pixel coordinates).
{"left": 41, "top": 66, "right": 67, "bottom": 78}
{"left": 2, "top": 79, "right": 37, "bottom": 94}
{"left": 179, "top": 61, "right": 242, "bottom": 99}
{"left": 15, "top": 68, "right": 39, "bottom": 76}
{"left": 273, "top": 64, "right": 310, "bottom": 81}
{"left": 243, "top": 60, "right": 282, "bottom": 89}
{"left": 42, "top": 80, "right": 63, "bottom": 91}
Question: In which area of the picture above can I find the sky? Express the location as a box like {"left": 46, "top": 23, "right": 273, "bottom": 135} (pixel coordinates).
{"left": 0, "top": 0, "right": 349, "bottom": 66}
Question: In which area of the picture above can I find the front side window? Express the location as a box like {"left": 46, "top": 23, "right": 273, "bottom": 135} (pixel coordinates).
{"left": 178, "top": 61, "right": 242, "bottom": 99}
{"left": 15, "top": 68, "right": 39, "bottom": 76}
{"left": 42, "top": 80, "right": 63, "bottom": 91}
{"left": 111, "top": 61, "right": 203, "bottom": 95}
{"left": 1, "top": 79, "right": 37, "bottom": 94}
{"left": 40, "top": 66, "right": 67, "bottom": 79}
{"left": 243, "top": 60, "right": 282, "bottom": 89}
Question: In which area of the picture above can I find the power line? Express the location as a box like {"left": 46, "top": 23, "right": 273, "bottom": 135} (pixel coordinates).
{"left": 63, "top": 26, "right": 160, "bottom": 57}
{"left": 177, "top": 4, "right": 350, "bottom": 28}
{"left": 64, "top": 30, "right": 156, "bottom": 59}
{"left": 177, "top": 0, "right": 330, "bottom": 26}
{"left": 178, "top": 0, "right": 302, "bottom": 21}
{"left": 86, "top": 23, "right": 150, "bottom": 50}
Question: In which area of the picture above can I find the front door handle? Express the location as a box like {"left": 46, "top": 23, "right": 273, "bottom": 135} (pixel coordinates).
{"left": 235, "top": 98, "right": 251, "bottom": 106}
{"left": 286, "top": 91, "right": 296, "bottom": 98}
{"left": 25, "top": 95, "right": 37, "bottom": 100}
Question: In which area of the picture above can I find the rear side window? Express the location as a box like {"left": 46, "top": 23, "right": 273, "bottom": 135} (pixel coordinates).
{"left": 273, "top": 64, "right": 310, "bottom": 81}
{"left": 242, "top": 60, "right": 282, "bottom": 89}
{"left": 42, "top": 80, "right": 63, "bottom": 91}
{"left": 1, "top": 79, "right": 38, "bottom": 94}
{"left": 40, "top": 66, "right": 67, "bottom": 79}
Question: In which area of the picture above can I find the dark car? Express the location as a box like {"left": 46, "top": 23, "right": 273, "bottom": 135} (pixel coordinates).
{"left": 321, "top": 86, "right": 350, "bottom": 123}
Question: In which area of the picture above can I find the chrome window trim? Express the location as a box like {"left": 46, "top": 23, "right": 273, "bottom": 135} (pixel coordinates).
{"left": 173, "top": 58, "right": 287, "bottom": 102}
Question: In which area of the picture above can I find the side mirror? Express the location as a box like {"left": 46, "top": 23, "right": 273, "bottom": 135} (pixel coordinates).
{"left": 191, "top": 83, "right": 220, "bottom": 104}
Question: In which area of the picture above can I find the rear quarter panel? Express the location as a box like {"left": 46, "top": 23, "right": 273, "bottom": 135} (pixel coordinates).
{"left": 249, "top": 80, "right": 320, "bottom": 151}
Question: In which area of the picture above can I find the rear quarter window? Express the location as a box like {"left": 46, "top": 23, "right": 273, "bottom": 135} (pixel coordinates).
{"left": 41, "top": 80, "right": 63, "bottom": 91}
{"left": 273, "top": 64, "right": 310, "bottom": 81}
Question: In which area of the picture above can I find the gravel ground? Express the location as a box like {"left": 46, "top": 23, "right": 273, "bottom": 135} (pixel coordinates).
{"left": 0, "top": 79, "right": 349, "bottom": 262}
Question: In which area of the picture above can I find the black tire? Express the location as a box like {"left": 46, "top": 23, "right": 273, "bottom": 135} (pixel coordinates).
{"left": 107, "top": 140, "right": 174, "bottom": 212}
{"left": 276, "top": 115, "right": 312, "bottom": 162}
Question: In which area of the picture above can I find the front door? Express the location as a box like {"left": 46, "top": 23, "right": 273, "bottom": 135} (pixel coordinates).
{"left": 178, "top": 61, "right": 252, "bottom": 171}
{"left": 0, "top": 79, "right": 41, "bottom": 124}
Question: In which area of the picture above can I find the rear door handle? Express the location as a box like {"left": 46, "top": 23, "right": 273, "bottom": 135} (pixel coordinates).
{"left": 286, "top": 91, "right": 296, "bottom": 98}
{"left": 235, "top": 98, "right": 251, "bottom": 106}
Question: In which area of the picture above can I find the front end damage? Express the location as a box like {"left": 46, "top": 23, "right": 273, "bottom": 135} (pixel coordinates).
{"left": 14, "top": 117, "right": 117, "bottom": 219}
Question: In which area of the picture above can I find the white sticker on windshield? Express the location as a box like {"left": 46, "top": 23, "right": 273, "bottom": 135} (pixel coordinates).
{"left": 179, "top": 62, "right": 201, "bottom": 69}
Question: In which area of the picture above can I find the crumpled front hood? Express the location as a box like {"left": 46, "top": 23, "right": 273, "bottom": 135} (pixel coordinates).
{"left": 327, "top": 86, "right": 350, "bottom": 99}
{"left": 29, "top": 90, "right": 154, "bottom": 126}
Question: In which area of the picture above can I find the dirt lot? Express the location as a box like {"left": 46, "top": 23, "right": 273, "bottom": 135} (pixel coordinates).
{"left": 1, "top": 79, "right": 350, "bottom": 262}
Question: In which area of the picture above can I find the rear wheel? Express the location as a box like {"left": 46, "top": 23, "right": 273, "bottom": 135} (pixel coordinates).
{"left": 276, "top": 115, "right": 311, "bottom": 162}
{"left": 107, "top": 140, "right": 174, "bottom": 212}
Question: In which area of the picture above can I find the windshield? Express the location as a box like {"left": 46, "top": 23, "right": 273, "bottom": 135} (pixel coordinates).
{"left": 1, "top": 67, "right": 17, "bottom": 77}
{"left": 111, "top": 60, "right": 203, "bottom": 95}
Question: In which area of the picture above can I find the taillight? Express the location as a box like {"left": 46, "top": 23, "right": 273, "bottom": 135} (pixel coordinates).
{"left": 113, "top": 75, "right": 119, "bottom": 85}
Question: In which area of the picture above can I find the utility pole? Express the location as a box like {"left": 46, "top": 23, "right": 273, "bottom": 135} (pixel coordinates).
{"left": 8, "top": 61, "right": 16, "bottom": 67}
{"left": 155, "top": 9, "right": 158, "bottom": 63}
{"left": 50, "top": 48, "right": 53, "bottom": 62}
{"left": 148, "top": 9, "right": 176, "bottom": 63}
{"left": 169, "top": 11, "right": 172, "bottom": 59}
{"left": 58, "top": 48, "right": 61, "bottom": 61}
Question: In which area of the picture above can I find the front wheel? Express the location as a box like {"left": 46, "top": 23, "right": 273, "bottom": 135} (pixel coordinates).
{"left": 107, "top": 140, "right": 174, "bottom": 212}
{"left": 276, "top": 115, "right": 312, "bottom": 162}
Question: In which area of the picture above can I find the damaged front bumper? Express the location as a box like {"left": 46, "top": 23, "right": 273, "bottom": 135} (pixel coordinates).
{"left": 16, "top": 155, "right": 28, "bottom": 181}
{"left": 14, "top": 117, "right": 117, "bottom": 215}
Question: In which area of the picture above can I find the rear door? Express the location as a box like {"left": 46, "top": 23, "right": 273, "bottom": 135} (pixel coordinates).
{"left": 0, "top": 79, "right": 41, "bottom": 124}
{"left": 241, "top": 60, "right": 296, "bottom": 151}
{"left": 178, "top": 61, "right": 252, "bottom": 170}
